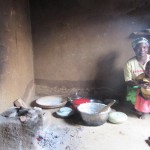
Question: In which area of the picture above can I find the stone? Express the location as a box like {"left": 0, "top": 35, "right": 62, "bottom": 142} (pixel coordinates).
{"left": 0, "top": 107, "right": 44, "bottom": 150}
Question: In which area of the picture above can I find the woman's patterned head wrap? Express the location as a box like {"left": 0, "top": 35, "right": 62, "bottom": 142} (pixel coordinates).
{"left": 132, "top": 37, "right": 149, "bottom": 49}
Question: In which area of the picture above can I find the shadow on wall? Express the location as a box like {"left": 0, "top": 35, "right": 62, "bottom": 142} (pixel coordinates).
{"left": 93, "top": 51, "right": 126, "bottom": 102}
{"left": 0, "top": 45, "right": 7, "bottom": 83}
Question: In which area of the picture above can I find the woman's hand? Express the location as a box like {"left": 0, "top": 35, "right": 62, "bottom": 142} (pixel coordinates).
{"left": 138, "top": 83, "right": 149, "bottom": 89}
{"left": 126, "top": 80, "right": 138, "bottom": 87}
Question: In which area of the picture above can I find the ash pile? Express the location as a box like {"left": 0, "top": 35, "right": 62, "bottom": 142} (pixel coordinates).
{"left": 35, "top": 125, "right": 84, "bottom": 150}
{"left": 0, "top": 107, "right": 44, "bottom": 150}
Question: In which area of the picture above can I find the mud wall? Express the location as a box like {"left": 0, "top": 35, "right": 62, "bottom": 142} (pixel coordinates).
{"left": 30, "top": 0, "right": 150, "bottom": 100}
{"left": 0, "top": 0, "right": 34, "bottom": 112}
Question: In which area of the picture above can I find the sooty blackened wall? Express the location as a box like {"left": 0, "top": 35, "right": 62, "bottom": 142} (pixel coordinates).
{"left": 0, "top": 0, "right": 34, "bottom": 112}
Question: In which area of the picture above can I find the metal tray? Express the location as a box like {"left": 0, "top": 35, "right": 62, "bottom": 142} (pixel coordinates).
{"left": 36, "top": 95, "right": 67, "bottom": 109}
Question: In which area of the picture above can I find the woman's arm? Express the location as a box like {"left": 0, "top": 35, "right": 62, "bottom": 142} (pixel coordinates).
{"left": 125, "top": 80, "right": 138, "bottom": 87}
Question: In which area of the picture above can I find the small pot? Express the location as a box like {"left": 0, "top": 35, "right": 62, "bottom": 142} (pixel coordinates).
{"left": 68, "top": 97, "right": 90, "bottom": 110}
{"left": 90, "top": 99, "right": 103, "bottom": 103}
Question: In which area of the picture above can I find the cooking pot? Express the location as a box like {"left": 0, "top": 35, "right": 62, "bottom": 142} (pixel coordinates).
{"left": 68, "top": 95, "right": 104, "bottom": 110}
{"left": 77, "top": 103, "right": 111, "bottom": 126}
{"left": 68, "top": 97, "right": 90, "bottom": 110}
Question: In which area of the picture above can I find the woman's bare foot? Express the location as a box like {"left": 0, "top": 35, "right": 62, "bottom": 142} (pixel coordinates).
{"left": 131, "top": 107, "right": 147, "bottom": 119}
{"left": 138, "top": 113, "right": 146, "bottom": 119}
{"left": 145, "top": 137, "right": 150, "bottom": 146}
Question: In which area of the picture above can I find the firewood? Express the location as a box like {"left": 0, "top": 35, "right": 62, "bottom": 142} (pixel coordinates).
{"left": 14, "top": 98, "right": 28, "bottom": 108}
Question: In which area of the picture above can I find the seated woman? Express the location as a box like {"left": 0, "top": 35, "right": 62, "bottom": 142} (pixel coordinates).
{"left": 124, "top": 37, "right": 150, "bottom": 106}
{"left": 135, "top": 60, "right": 150, "bottom": 119}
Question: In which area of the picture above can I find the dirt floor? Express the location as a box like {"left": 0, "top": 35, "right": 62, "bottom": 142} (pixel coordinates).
{"left": 38, "top": 104, "right": 150, "bottom": 150}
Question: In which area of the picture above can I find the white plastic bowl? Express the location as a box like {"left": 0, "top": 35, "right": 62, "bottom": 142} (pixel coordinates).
{"left": 108, "top": 112, "right": 128, "bottom": 124}
{"left": 56, "top": 107, "right": 74, "bottom": 117}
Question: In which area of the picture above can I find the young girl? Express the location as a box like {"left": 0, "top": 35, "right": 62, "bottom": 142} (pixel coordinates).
{"left": 135, "top": 60, "right": 150, "bottom": 119}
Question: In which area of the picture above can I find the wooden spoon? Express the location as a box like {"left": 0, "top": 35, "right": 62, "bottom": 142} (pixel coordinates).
{"left": 99, "top": 100, "right": 116, "bottom": 113}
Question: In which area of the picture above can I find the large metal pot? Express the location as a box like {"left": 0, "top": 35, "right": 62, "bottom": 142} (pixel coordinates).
{"left": 77, "top": 103, "right": 111, "bottom": 126}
